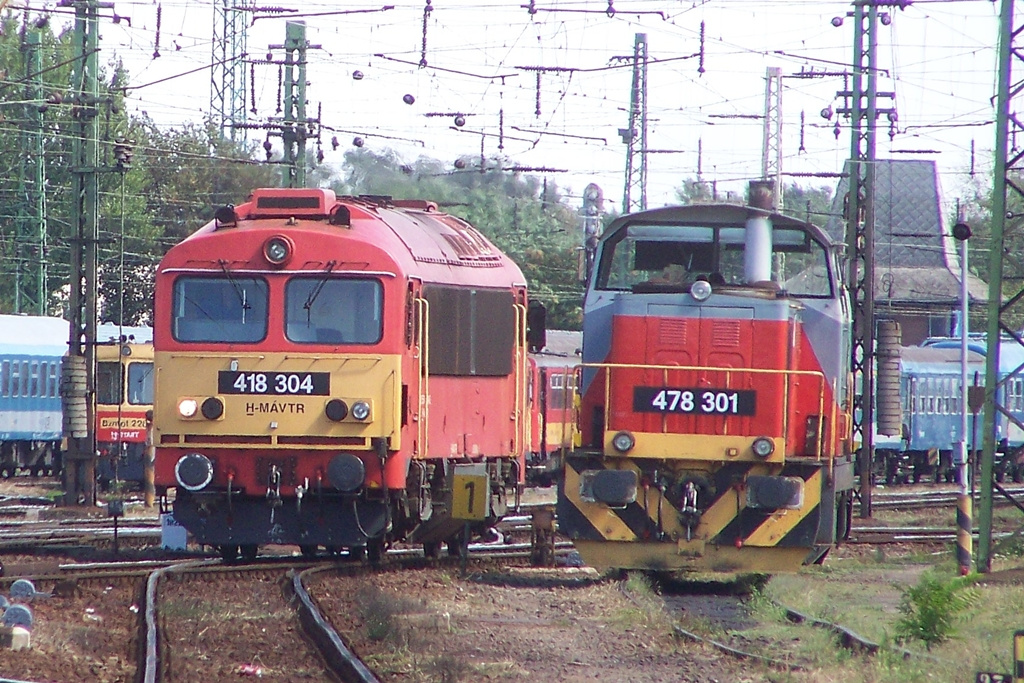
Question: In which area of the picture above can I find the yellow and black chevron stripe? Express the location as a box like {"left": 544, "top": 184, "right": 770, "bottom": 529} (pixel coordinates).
{"left": 557, "top": 454, "right": 837, "bottom": 573}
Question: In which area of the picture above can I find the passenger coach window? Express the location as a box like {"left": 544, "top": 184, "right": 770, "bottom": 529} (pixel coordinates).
{"left": 128, "top": 362, "right": 154, "bottom": 405}
{"left": 285, "top": 278, "right": 383, "bottom": 344}
{"left": 173, "top": 276, "right": 268, "bottom": 343}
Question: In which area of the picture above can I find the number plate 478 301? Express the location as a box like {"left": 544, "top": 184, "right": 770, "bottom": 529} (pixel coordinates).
{"left": 633, "top": 387, "right": 756, "bottom": 416}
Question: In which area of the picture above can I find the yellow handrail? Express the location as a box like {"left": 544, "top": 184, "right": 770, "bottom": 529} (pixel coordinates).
{"left": 513, "top": 303, "right": 528, "bottom": 458}
{"left": 415, "top": 297, "right": 429, "bottom": 457}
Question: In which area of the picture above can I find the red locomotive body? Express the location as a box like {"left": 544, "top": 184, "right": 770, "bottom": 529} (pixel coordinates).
{"left": 559, "top": 196, "right": 856, "bottom": 572}
{"left": 153, "top": 188, "right": 528, "bottom": 560}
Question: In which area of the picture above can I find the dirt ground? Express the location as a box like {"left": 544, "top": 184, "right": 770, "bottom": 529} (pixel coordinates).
{"left": 307, "top": 565, "right": 762, "bottom": 683}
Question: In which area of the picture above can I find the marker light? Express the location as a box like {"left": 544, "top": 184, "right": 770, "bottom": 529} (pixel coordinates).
{"left": 178, "top": 399, "right": 198, "bottom": 418}
{"left": 752, "top": 437, "right": 775, "bottom": 458}
{"left": 201, "top": 397, "right": 225, "bottom": 420}
{"left": 611, "top": 431, "right": 635, "bottom": 453}
{"left": 351, "top": 401, "right": 371, "bottom": 421}
{"left": 325, "top": 399, "right": 349, "bottom": 422}
{"left": 690, "top": 280, "right": 712, "bottom": 301}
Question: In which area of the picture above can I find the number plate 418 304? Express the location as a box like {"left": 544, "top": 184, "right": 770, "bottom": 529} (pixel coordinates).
{"left": 218, "top": 370, "right": 330, "bottom": 395}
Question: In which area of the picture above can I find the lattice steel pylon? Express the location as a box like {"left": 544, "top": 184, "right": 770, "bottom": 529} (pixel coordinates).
{"left": 761, "top": 67, "right": 782, "bottom": 211}
{"left": 211, "top": 0, "right": 248, "bottom": 141}
{"left": 619, "top": 33, "right": 648, "bottom": 213}
{"left": 979, "top": 0, "right": 1024, "bottom": 572}
{"left": 844, "top": 2, "right": 880, "bottom": 518}
{"left": 15, "top": 26, "right": 48, "bottom": 315}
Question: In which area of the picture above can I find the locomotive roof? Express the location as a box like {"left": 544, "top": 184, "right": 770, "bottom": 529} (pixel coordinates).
{"left": 97, "top": 323, "right": 153, "bottom": 344}
{"left": 0, "top": 314, "right": 68, "bottom": 356}
{"left": 177, "top": 188, "right": 526, "bottom": 288}
{"left": 531, "top": 330, "right": 581, "bottom": 368}
{"left": 600, "top": 202, "right": 835, "bottom": 247}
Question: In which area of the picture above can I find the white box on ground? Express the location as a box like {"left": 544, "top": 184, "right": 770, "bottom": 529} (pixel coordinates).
{"left": 160, "top": 513, "right": 188, "bottom": 550}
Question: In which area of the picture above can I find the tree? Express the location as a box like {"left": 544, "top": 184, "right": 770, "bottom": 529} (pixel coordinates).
{"left": 334, "top": 149, "right": 585, "bottom": 329}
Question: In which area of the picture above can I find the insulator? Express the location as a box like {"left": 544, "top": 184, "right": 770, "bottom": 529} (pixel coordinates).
{"left": 353, "top": 70, "right": 364, "bottom": 80}
{"left": 353, "top": 137, "right": 364, "bottom": 147}
{"left": 454, "top": 158, "right": 466, "bottom": 169}
{"left": 831, "top": 16, "right": 843, "bottom": 27}
{"left": 880, "top": 12, "right": 891, "bottom": 25}
{"left": 403, "top": 94, "right": 415, "bottom": 105}
{"left": 820, "top": 106, "right": 832, "bottom": 120}
{"left": 317, "top": 149, "right": 324, "bottom": 163}
{"left": 454, "top": 115, "right": 465, "bottom": 127}
{"left": 263, "top": 139, "right": 272, "bottom": 151}
{"left": 331, "top": 136, "right": 340, "bottom": 150}
{"left": 875, "top": 320, "right": 903, "bottom": 436}
{"left": 60, "top": 356, "right": 88, "bottom": 437}
{"left": 833, "top": 121, "right": 841, "bottom": 139}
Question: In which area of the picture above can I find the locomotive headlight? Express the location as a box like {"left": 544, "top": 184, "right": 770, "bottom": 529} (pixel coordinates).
{"left": 263, "top": 235, "right": 293, "bottom": 266}
{"left": 178, "top": 398, "right": 198, "bottom": 418}
{"left": 690, "top": 280, "right": 713, "bottom": 301}
{"left": 175, "top": 453, "right": 214, "bottom": 491}
{"left": 752, "top": 436, "right": 775, "bottom": 458}
{"left": 201, "top": 396, "right": 225, "bottom": 420}
{"left": 351, "top": 401, "right": 371, "bottom": 421}
{"left": 611, "top": 430, "right": 635, "bottom": 453}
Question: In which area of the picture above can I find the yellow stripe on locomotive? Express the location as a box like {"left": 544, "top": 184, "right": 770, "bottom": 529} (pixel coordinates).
{"left": 154, "top": 350, "right": 402, "bottom": 453}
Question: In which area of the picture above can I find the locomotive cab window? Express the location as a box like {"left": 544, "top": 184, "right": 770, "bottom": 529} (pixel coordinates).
{"left": 595, "top": 223, "right": 833, "bottom": 296}
{"left": 128, "top": 362, "right": 154, "bottom": 405}
{"left": 172, "top": 276, "right": 269, "bottom": 343}
{"left": 96, "top": 361, "right": 122, "bottom": 405}
{"left": 285, "top": 277, "right": 383, "bottom": 344}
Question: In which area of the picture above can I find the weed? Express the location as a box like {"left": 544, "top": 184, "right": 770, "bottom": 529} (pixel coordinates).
{"left": 893, "top": 571, "right": 979, "bottom": 650}
{"left": 354, "top": 583, "right": 415, "bottom": 643}
{"left": 426, "top": 653, "right": 473, "bottom": 683}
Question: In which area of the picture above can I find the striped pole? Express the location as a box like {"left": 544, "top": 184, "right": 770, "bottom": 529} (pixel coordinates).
{"left": 956, "top": 462, "right": 972, "bottom": 575}
{"left": 955, "top": 220, "right": 972, "bottom": 575}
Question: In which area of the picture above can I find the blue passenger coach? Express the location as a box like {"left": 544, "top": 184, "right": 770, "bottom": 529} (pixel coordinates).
{"left": 0, "top": 314, "right": 68, "bottom": 477}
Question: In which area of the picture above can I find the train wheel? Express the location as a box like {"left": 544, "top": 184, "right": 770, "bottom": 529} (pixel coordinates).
{"left": 423, "top": 541, "right": 442, "bottom": 559}
{"left": 219, "top": 545, "right": 240, "bottom": 562}
{"left": 240, "top": 545, "right": 258, "bottom": 562}
{"left": 299, "top": 545, "right": 318, "bottom": 559}
{"left": 367, "top": 538, "right": 385, "bottom": 566}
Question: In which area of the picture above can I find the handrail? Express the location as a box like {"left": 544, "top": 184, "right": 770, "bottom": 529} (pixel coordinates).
{"left": 414, "top": 297, "right": 429, "bottom": 457}
{"left": 513, "top": 303, "right": 528, "bottom": 459}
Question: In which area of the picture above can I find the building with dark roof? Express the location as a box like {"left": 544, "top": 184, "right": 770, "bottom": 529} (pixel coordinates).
{"left": 825, "top": 159, "right": 987, "bottom": 345}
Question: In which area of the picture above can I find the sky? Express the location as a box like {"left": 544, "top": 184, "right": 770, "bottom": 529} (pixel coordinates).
{"left": 70, "top": 0, "right": 1003, "bottom": 214}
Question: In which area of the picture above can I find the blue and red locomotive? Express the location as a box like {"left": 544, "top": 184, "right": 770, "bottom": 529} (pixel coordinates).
{"left": 558, "top": 190, "right": 856, "bottom": 572}
{"left": 152, "top": 188, "right": 530, "bottom": 561}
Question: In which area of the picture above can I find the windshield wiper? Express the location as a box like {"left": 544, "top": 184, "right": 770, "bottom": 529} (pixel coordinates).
{"left": 218, "top": 259, "right": 252, "bottom": 323}
{"left": 303, "top": 260, "right": 337, "bottom": 324}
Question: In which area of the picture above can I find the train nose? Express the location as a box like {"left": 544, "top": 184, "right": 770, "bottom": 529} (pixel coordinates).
{"left": 175, "top": 453, "right": 214, "bottom": 491}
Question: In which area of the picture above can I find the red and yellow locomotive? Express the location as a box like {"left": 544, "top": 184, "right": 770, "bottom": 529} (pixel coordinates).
{"left": 153, "top": 188, "right": 529, "bottom": 561}
{"left": 558, "top": 190, "right": 855, "bottom": 572}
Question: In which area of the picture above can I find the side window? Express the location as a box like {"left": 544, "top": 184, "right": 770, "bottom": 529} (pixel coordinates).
{"left": 50, "top": 362, "right": 59, "bottom": 398}
{"left": 1, "top": 360, "right": 8, "bottom": 397}
{"left": 10, "top": 360, "right": 20, "bottom": 398}
{"left": 30, "top": 362, "right": 39, "bottom": 397}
